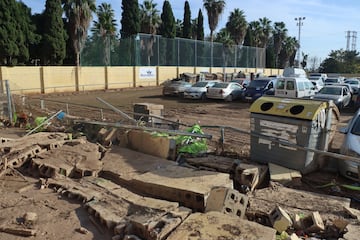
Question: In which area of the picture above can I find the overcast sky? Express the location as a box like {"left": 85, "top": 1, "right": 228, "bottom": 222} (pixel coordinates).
{"left": 22, "top": 0, "right": 360, "bottom": 61}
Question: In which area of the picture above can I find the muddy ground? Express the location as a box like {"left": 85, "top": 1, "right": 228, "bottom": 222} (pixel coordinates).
{"left": 0, "top": 86, "right": 359, "bottom": 240}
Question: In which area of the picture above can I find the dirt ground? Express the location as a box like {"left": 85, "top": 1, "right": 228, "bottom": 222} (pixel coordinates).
{"left": 0, "top": 86, "right": 359, "bottom": 240}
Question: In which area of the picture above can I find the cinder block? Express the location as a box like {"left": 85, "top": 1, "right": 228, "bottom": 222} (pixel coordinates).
{"left": 269, "top": 206, "right": 293, "bottom": 233}
{"left": 206, "top": 186, "right": 248, "bottom": 219}
{"left": 234, "top": 162, "right": 268, "bottom": 192}
{"left": 302, "top": 211, "right": 324, "bottom": 233}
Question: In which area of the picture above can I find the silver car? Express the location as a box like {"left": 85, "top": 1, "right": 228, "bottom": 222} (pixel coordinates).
{"left": 338, "top": 108, "right": 360, "bottom": 181}
{"left": 312, "top": 85, "right": 352, "bottom": 110}
{"left": 162, "top": 80, "right": 192, "bottom": 97}
{"left": 183, "top": 80, "right": 220, "bottom": 100}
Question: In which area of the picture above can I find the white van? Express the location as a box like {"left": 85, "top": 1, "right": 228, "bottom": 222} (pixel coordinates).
{"left": 275, "top": 67, "right": 316, "bottom": 98}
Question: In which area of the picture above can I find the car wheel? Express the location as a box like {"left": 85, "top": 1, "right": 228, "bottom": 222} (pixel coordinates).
{"left": 200, "top": 93, "right": 206, "bottom": 100}
{"left": 226, "top": 94, "right": 233, "bottom": 102}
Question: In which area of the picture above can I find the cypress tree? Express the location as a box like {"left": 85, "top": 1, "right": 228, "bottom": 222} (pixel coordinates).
{"left": 0, "top": 0, "right": 18, "bottom": 65}
{"left": 196, "top": 9, "right": 204, "bottom": 40}
{"left": 120, "top": 0, "right": 140, "bottom": 38}
{"left": 160, "top": 0, "right": 176, "bottom": 38}
{"left": 43, "top": 0, "right": 67, "bottom": 65}
{"left": 182, "top": 1, "right": 191, "bottom": 39}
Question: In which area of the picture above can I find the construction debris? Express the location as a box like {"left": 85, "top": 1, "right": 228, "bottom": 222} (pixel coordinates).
{"left": 166, "top": 211, "right": 276, "bottom": 240}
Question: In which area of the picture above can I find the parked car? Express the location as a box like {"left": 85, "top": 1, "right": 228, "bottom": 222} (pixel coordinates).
{"left": 310, "top": 78, "right": 325, "bottom": 92}
{"left": 243, "top": 78, "right": 276, "bottom": 102}
{"left": 338, "top": 108, "right": 360, "bottom": 181}
{"left": 344, "top": 78, "right": 360, "bottom": 94}
{"left": 230, "top": 79, "right": 251, "bottom": 88}
{"left": 325, "top": 77, "right": 343, "bottom": 85}
{"left": 183, "top": 80, "right": 221, "bottom": 100}
{"left": 162, "top": 79, "right": 192, "bottom": 97}
{"left": 206, "top": 82, "right": 244, "bottom": 101}
{"left": 311, "top": 85, "right": 352, "bottom": 110}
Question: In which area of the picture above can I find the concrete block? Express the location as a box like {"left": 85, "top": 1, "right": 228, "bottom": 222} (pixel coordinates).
{"left": 167, "top": 212, "right": 276, "bottom": 240}
{"left": 269, "top": 163, "right": 302, "bottom": 185}
{"left": 269, "top": 206, "right": 293, "bottom": 233}
{"left": 302, "top": 211, "right": 325, "bottom": 233}
{"left": 131, "top": 165, "right": 233, "bottom": 212}
{"left": 205, "top": 186, "right": 248, "bottom": 219}
{"left": 234, "top": 162, "right": 268, "bottom": 192}
{"left": 127, "top": 130, "right": 175, "bottom": 159}
{"left": 342, "top": 223, "right": 360, "bottom": 240}
{"left": 343, "top": 206, "right": 360, "bottom": 219}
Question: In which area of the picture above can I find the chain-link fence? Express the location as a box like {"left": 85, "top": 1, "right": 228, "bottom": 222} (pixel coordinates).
{"left": 81, "top": 34, "right": 265, "bottom": 68}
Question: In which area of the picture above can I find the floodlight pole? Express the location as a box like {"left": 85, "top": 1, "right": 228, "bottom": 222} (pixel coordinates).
{"left": 295, "top": 17, "right": 305, "bottom": 68}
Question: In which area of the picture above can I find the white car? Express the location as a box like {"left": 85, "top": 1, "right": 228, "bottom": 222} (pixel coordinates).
{"left": 338, "top": 108, "right": 360, "bottom": 181}
{"left": 183, "top": 80, "right": 221, "bottom": 100}
{"left": 206, "top": 82, "right": 244, "bottom": 102}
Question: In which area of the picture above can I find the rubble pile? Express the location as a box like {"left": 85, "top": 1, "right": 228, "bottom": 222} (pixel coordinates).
{"left": 0, "top": 125, "right": 359, "bottom": 240}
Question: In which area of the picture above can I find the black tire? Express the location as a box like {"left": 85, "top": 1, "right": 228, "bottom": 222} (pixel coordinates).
{"left": 226, "top": 94, "right": 233, "bottom": 102}
{"left": 200, "top": 93, "right": 206, "bottom": 100}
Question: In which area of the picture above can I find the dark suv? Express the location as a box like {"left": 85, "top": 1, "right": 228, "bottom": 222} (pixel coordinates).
{"left": 242, "top": 78, "right": 276, "bottom": 102}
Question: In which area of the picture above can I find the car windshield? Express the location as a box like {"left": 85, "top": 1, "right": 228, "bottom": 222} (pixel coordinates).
{"left": 351, "top": 116, "right": 360, "bottom": 135}
{"left": 213, "top": 82, "right": 229, "bottom": 88}
{"left": 325, "top": 78, "right": 338, "bottom": 83}
{"left": 192, "top": 81, "right": 209, "bottom": 87}
{"left": 345, "top": 80, "right": 358, "bottom": 85}
{"left": 248, "top": 80, "right": 269, "bottom": 88}
{"left": 319, "top": 87, "right": 341, "bottom": 95}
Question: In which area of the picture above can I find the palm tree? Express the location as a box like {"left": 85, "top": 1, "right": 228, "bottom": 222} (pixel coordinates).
{"left": 62, "top": 0, "right": 96, "bottom": 66}
{"left": 279, "top": 36, "right": 298, "bottom": 67}
{"left": 215, "top": 28, "right": 234, "bottom": 67}
{"left": 258, "top": 17, "right": 272, "bottom": 48}
{"left": 92, "top": 3, "right": 117, "bottom": 66}
{"left": 139, "top": 0, "right": 161, "bottom": 35}
{"left": 203, "top": 0, "right": 225, "bottom": 42}
{"left": 273, "top": 21, "right": 287, "bottom": 67}
{"left": 248, "top": 21, "right": 261, "bottom": 47}
{"left": 225, "top": 8, "right": 247, "bottom": 45}
{"left": 139, "top": 0, "right": 161, "bottom": 65}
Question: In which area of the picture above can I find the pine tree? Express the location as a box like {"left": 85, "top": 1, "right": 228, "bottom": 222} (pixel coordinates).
{"left": 160, "top": 0, "right": 175, "bottom": 38}
{"left": 197, "top": 9, "right": 204, "bottom": 40}
{"left": 182, "top": 1, "right": 191, "bottom": 39}
{"left": 43, "top": 0, "right": 67, "bottom": 65}
{"left": 120, "top": 0, "right": 140, "bottom": 38}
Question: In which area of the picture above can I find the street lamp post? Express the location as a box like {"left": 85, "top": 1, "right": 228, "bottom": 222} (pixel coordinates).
{"left": 295, "top": 17, "right": 305, "bottom": 68}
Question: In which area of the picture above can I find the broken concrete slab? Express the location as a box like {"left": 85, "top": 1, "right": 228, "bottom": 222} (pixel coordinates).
{"left": 0, "top": 132, "right": 69, "bottom": 153}
{"left": 31, "top": 140, "right": 102, "bottom": 178}
{"left": 131, "top": 165, "right": 233, "bottom": 212}
{"left": 247, "top": 185, "right": 351, "bottom": 226}
{"left": 268, "top": 163, "right": 302, "bottom": 185}
{"left": 101, "top": 146, "right": 176, "bottom": 186}
{"left": 46, "top": 176, "right": 185, "bottom": 238}
{"left": 167, "top": 211, "right": 276, "bottom": 240}
{"left": 205, "top": 186, "right": 248, "bottom": 219}
{"left": 342, "top": 223, "right": 360, "bottom": 240}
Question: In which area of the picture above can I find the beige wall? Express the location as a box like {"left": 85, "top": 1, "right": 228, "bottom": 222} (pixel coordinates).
{"left": 42, "top": 66, "right": 77, "bottom": 93}
{"left": 1, "top": 67, "right": 42, "bottom": 94}
{"left": 0, "top": 66, "right": 284, "bottom": 95}
{"left": 157, "top": 66, "right": 177, "bottom": 85}
{"left": 107, "top": 66, "right": 134, "bottom": 89}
